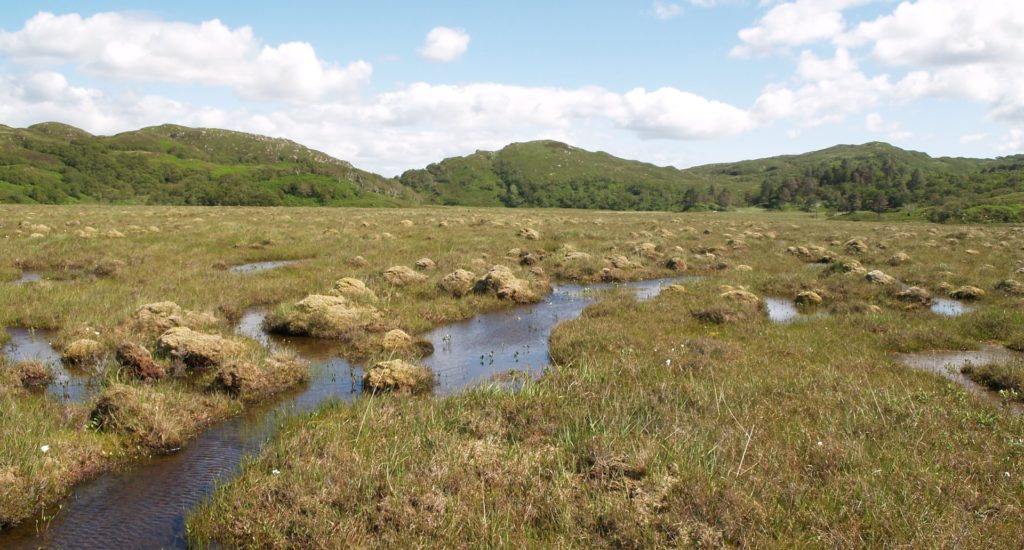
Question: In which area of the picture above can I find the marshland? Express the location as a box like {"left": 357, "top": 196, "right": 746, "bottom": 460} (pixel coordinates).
{"left": 2, "top": 204, "right": 1023, "bottom": 548}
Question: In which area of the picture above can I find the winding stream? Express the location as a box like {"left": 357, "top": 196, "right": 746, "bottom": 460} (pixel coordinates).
{"left": 1, "top": 277, "right": 684, "bottom": 549}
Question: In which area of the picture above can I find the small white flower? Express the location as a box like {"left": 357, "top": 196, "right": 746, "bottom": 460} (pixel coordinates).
{"left": 664, "top": 359, "right": 671, "bottom": 367}
{"left": 1005, "top": 471, "right": 1011, "bottom": 479}
{"left": 272, "top": 469, "right": 281, "bottom": 475}
{"left": 816, "top": 441, "right": 823, "bottom": 447}
{"left": 40, "top": 445, "right": 50, "bottom": 453}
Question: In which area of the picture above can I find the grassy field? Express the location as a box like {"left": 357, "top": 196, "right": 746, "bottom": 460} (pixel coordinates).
{"left": 2, "top": 205, "right": 1024, "bottom": 546}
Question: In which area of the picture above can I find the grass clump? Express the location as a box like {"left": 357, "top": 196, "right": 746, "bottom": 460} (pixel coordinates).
{"left": 962, "top": 361, "right": 1024, "bottom": 401}
{"left": 89, "top": 383, "right": 238, "bottom": 453}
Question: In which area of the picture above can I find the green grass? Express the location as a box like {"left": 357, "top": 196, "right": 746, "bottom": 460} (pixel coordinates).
{"left": 3, "top": 204, "right": 1024, "bottom": 544}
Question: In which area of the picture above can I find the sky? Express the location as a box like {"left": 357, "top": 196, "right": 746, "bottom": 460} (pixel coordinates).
{"left": 0, "top": 0, "right": 1022, "bottom": 176}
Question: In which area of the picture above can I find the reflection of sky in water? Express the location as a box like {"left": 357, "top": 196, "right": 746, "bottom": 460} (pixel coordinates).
{"left": 930, "top": 298, "right": 973, "bottom": 317}
{"left": 2, "top": 327, "right": 94, "bottom": 404}
{"left": 229, "top": 260, "right": 298, "bottom": 274}
{"left": 4, "top": 277, "right": 690, "bottom": 550}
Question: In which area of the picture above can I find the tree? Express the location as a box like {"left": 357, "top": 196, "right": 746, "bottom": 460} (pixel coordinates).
{"left": 871, "top": 191, "right": 888, "bottom": 215}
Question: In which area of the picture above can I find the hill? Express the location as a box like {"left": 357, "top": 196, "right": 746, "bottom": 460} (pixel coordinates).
{"left": 3, "top": 121, "right": 1024, "bottom": 222}
{"left": 399, "top": 140, "right": 711, "bottom": 211}
{"left": 403, "top": 140, "right": 1024, "bottom": 221}
{"left": 0, "top": 123, "right": 416, "bottom": 206}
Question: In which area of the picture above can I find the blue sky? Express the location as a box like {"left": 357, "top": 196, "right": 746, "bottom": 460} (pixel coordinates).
{"left": 0, "top": 1, "right": 1021, "bottom": 175}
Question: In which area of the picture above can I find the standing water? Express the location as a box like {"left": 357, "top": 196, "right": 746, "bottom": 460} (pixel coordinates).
{"left": 895, "top": 344, "right": 1024, "bottom": 414}
{"left": 1, "top": 277, "right": 685, "bottom": 549}
{"left": 930, "top": 298, "right": 974, "bottom": 317}
{"left": 2, "top": 328, "right": 93, "bottom": 404}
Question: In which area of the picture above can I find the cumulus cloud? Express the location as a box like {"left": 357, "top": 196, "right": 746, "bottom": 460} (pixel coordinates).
{"left": 731, "top": 0, "right": 870, "bottom": 57}
{"left": 0, "top": 11, "right": 372, "bottom": 101}
{"left": 418, "top": 27, "right": 470, "bottom": 63}
{"left": 653, "top": 2, "right": 683, "bottom": 20}
{"left": 751, "top": 49, "right": 892, "bottom": 126}
{"left": 864, "top": 112, "right": 912, "bottom": 141}
{"left": 837, "top": 0, "right": 1024, "bottom": 123}
{"left": 0, "top": 65, "right": 756, "bottom": 174}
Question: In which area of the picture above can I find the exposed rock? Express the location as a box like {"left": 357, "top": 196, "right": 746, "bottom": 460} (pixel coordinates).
{"left": 896, "top": 286, "right": 932, "bottom": 306}
{"left": 156, "top": 327, "right": 236, "bottom": 369}
{"left": 475, "top": 265, "right": 537, "bottom": 303}
{"left": 363, "top": 359, "right": 433, "bottom": 394}
{"left": 735, "top": 264, "right": 753, "bottom": 272}
{"left": 795, "top": 291, "right": 823, "bottom": 306}
{"left": 384, "top": 265, "right": 428, "bottom": 286}
{"left": 331, "top": 278, "right": 377, "bottom": 301}
{"left": 348, "top": 256, "right": 369, "bottom": 267}
{"left": 866, "top": 270, "right": 897, "bottom": 285}
{"left": 414, "top": 258, "right": 436, "bottom": 271}
{"left": 950, "top": 286, "right": 986, "bottom": 300}
{"left": 399, "top": 220, "right": 414, "bottom": 227}
{"left": 115, "top": 342, "right": 166, "bottom": 380}
{"left": 62, "top": 339, "right": 104, "bottom": 366}
{"left": 438, "top": 269, "right": 476, "bottom": 297}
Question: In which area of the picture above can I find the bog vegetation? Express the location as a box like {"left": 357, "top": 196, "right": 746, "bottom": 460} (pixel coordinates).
{"left": 1, "top": 204, "right": 1023, "bottom": 547}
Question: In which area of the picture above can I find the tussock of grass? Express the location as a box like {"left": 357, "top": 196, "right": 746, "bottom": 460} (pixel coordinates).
{"left": 962, "top": 361, "right": 1024, "bottom": 400}
{"left": 89, "top": 382, "right": 239, "bottom": 452}
{"left": 3, "top": 205, "right": 1024, "bottom": 543}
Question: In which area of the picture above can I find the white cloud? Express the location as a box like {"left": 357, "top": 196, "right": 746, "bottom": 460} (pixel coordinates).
{"left": 998, "top": 128, "right": 1023, "bottom": 152}
{"left": 0, "top": 12, "right": 371, "bottom": 101}
{"left": 653, "top": 2, "right": 683, "bottom": 20}
{"left": 0, "top": 67, "right": 756, "bottom": 175}
{"left": 418, "top": 27, "right": 470, "bottom": 63}
{"left": 864, "top": 112, "right": 912, "bottom": 141}
{"left": 731, "top": 0, "right": 870, "bottom": 57}
{"left": 618, "top": 87, "right": 754, "bottom": 138}
{"left": 834, "top": 0, "right": 1024, "bottom": 123}
{"left": 752, "top": 49, "right": 892, "bottom": 126}
{"left": 842, "top": 0, "right": 1024, "bottom": 67}
{"left": 959, "top": 132, "right": 986, "bottom": 145}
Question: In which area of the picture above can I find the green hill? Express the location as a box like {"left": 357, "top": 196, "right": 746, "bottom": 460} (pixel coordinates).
{"left": 399, "top": 140, "right": 712, "bottom": 211}
{"left": 402, "top": 140, "right": 1024, "bottom": 221}
{"left": 0, "top": 123, "right": 416, "bottom": 206}
{"left": 3, "top": 121, "right": 1023, "bottom": 222}
{"left": 685, "top": 142, "right": 1024, "bottom": 221}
